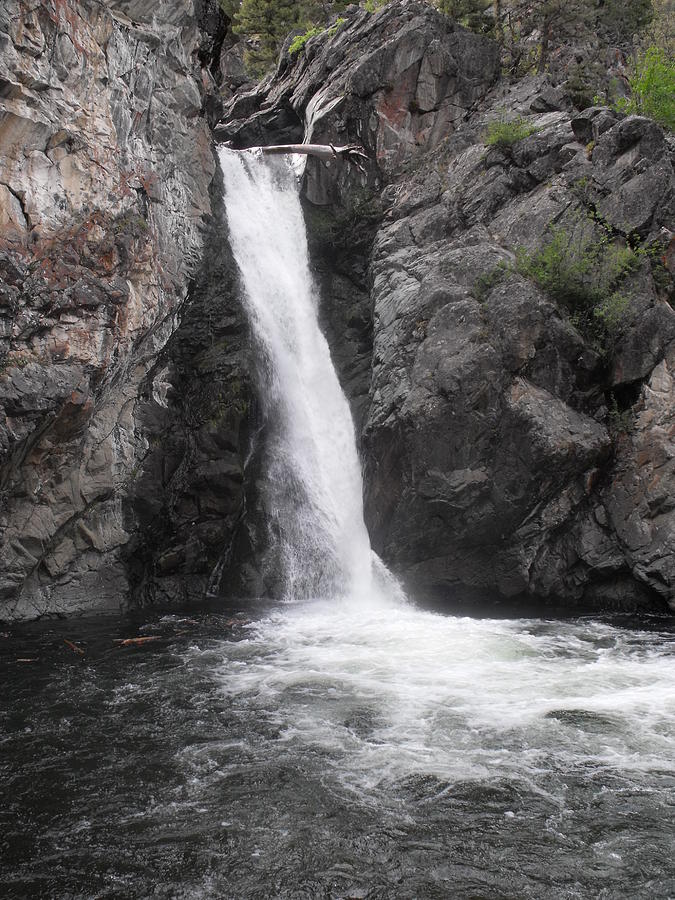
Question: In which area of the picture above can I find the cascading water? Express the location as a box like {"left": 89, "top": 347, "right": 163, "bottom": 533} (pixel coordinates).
{"left": 219, "top": 148, "right": 378, "bottom": 604}
{"left": 1, "top": 152, "right": 673, "bottom": 900}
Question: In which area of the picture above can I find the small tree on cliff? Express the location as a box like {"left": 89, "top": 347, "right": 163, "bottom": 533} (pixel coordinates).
{"left": 528, "top": 0, "right": 594, "bottom": 72}
{"left": 643, "top": 0, "right": 674, "bottom": 55}
{"left": 234, "top": 0, "right": 304, "bottom": 75}
{"left": 599, "top": 0, "right": 654, "bottom": 50}
{"left": 498, "top": 0, "right": 656, "bottom": 73}
{"left": 233, "top": 0, "right": 351, "bottom": 76}
{"left": 434, "top": 0, "right": 494, "bottom": 32}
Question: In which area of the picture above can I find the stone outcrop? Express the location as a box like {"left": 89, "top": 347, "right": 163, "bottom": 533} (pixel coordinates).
{"left": 0, "top": 0, "right": 247, "bottom": 617}
{"left": 358, "top": 88, "right": 674, "bottom": 611}
{"left": 122, "top": 165, "right": 259, "bottom": 606}
{"left": 217, "top": 1, "right": 500, "bottom": 201}
{"left": 215, "top": 4, "right": 674, "bottom": 612}
{"left": 1, "top": 0, "right": 673, "bottom": 618}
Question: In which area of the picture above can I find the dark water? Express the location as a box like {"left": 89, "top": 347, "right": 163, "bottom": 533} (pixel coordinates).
{"left": 1, "top": 601, "right": 674, "bottom": 899}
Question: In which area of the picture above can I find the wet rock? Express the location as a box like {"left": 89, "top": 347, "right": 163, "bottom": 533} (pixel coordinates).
{"left": 123, "top": 166, "right": 259, "bottom": 606}
{"left": 603, "top": 348, "right": 675, "bottom": 608}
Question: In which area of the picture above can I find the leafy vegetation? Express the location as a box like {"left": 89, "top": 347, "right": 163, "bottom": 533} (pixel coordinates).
{"left": 111, "top": 210, "right": 148, "bottom": 237}
{"left": 470, "top": 220, "right": 664, "bottom": 355}
{"left": 606, "top": 394, "right": 634, "bottom": 437}
{"left": 232, "top": 0, "right": 304, "bottom": 76}
{"left": 600, "top": 0, "right": 654, "bottom": 47}
{"left": 220, "top": 0, "right": 674, "bottom": 129}
{"left": 484, "top": 116, "right": 538, "bottom": 147}
{"left": 514, "top": 221, "right": 640, "bottom": 353}
{"left": 434, "top": 0, "right": 492, "bottom": 32}
{"left": 643, "top": 0, "right": 675, "bottom": 57}
{"left": 0, "top": 350, "right": 34, "bottom": 373}
{"left": 289, "top": 26, "right": 323, "bottom": 56}
{"left": 225, "top": 0, "right": 351, "bottom": 75}
{"left": 472, "top": 261, "right": 509, "bottom": 301}
{"left": 289, "top": 18, "right": 345, "bottom": 56}
{"left": 616, "top": 46, "right": 675, "bottom": 131}
{"left": 472, "top": 163, "right": 672, "bottom": 350}
{"left": 515, "top": 227, "right": 635, "bottom": 308}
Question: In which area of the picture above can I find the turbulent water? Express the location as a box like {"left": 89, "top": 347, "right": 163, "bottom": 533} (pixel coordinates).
{"left": 2, "top": 605, "right": 674, "bottom": 898}
{"left": 2, "top": 152, "right": 674, "bottom": 899}
{"left": 218, "top": 148, "right": 376, "bottom": 603}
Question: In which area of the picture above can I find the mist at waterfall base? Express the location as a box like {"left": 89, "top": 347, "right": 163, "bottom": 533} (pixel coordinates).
{"left": 3, "top": 606, "right": 674, "bottom": 897}
{"left": 1, "top": 154, "right": 674, "bottom": 899}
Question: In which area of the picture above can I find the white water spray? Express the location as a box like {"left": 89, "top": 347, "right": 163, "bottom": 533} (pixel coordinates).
{"left": 219, "top": 148, "right": 381, "bottom": 604}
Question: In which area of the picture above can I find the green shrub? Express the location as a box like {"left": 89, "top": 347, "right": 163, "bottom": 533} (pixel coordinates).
{"left": 434, "top": 0, "right": 493, "bottom": 33}
{"left": 289, "top": 25, "right": 322, "bottom": 55}
{"left": 364, "top": 0, "right": 388, "bottom": 12}
{"left": 516, "top": 221, "right": 640, "bottom": 353}
{"left": 606, "top": 394, "right": 634, "bottom": 437}
{"left": 289, "top": 18, "right": 344, "bottom": 55}
{"left": 565, "top": 57, "right": 615, "bottom": 111}
{"left": 592, "top": 291, "right": 630, "bottom": 335}
{"left": 218, "top": 0, "right": 241, "bottom": 17}
{"left": 0, "top": 350, "right": 33, "bottom": 373}
{"left": 472, "top": 261, "right": 509, "bottom": 302}
{"left": 617, "top": 45, "right": 675, "bottom": 131}
{"left": 234, "top": 0, "right": 305, "bottom": 76}
{"left": 484, "top": 116, "right": 538, "bottom": 148}
{"left": 516, "top": 227, "right": 636, "bottom": 308}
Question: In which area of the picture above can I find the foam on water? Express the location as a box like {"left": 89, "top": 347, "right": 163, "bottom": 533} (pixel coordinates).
{"left": 214, "top": 148, "right": 675, "bottom": 893}
{"left": 3, "top": 605, "right": 673, "bottom": 898}
{"left": 216, "top": 604, "right": 675, "bottom": 799}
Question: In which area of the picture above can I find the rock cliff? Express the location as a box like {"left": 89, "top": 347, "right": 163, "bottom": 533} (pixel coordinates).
{"left": 361, "top": 96, "right": 675, "bottom": 612}
{"left": 0, "top": 0, "right": 254, "bottom": 617}
{"left": 217, "top": 2, "right": 675, "bottom": 612}
{"left": 1, "top": 0, "right": 673, "bottom": 619}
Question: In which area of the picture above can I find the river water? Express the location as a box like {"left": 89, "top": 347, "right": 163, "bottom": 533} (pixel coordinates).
{"left": 1, "top": 153, "right": 673, "bottom": 898}
{"left": 1, "top": 603, "right": 674, "bottom": 898}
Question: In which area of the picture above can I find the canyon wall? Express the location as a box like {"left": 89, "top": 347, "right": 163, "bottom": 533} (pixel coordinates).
{"left": 1, "top": 0, "right": 673, "bottom": 618}
{"left": 221, "top": 2, "right": 674, "bottom": 612}
{"left": 0, "top": 0, "right": 255, "bottom": 617}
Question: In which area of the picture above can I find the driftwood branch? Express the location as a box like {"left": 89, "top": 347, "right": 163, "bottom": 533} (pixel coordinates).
{"left": 257, "top": 143, "right": 369, "bottom": 175}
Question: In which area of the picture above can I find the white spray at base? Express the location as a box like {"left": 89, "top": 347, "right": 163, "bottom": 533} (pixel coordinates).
{"left": 219, "top": 148, "right": 393, "bottom": 605}
{"left": 211, "top": 150, "right": 675, "bottom": 857}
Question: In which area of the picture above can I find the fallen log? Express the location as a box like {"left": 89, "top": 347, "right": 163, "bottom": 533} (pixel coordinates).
{"left": 257, "top": 143, "right": 369, "bottom": 175}
{"left": 113, "top": 636, "right": 164, "bottom": 647}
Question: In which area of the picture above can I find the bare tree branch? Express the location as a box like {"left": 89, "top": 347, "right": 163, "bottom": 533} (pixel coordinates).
{"left": 243, "top": 143, "right": 370, "bottom": 175}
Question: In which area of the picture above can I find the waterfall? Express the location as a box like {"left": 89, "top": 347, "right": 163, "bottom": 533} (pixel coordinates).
{"left": 219, "top": 148, "right": 381, "bottom": 604}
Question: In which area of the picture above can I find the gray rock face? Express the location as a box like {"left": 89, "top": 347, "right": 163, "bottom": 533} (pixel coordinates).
{"left": 603, "top": 348, "right": 675, "bottom": 605}
{"left": 2, "top": 0, "right": 673, "bottom": 618}
{"left": 214, "top": 4, "right": 674, "bottom": 612}
{"left": 359, "top": 87, "right": 674, "bottom": 611}
{"left": 216, "top": 1, "right": 499, "bottom": 199}
{"left": 0, "top": 0, "right": 227, "bottom": 618}
{"left": 123, "top": 167, "right": 259, "bottom": 606}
